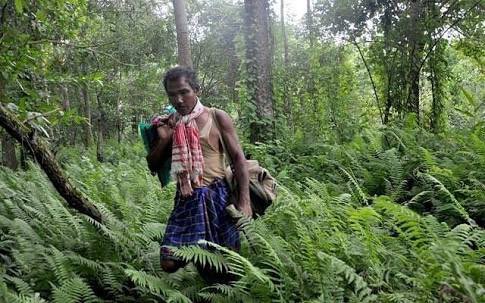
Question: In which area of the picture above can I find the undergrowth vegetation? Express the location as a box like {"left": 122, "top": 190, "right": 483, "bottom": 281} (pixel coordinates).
{"left": 1, "top": 124, "right": 484, "bottom": 302}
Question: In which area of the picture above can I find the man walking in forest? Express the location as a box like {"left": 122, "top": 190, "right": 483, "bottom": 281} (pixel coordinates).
{"left": 146, "top": 66, "right": 251, "bottom": 274}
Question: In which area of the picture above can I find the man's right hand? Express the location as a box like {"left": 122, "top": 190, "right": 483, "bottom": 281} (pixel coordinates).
{"left": 152, "top": 114, "right": 176, "bottom": 127}
{"left": 156, "top": 124, "right": 173, "bottom": 140}
{"left": 153, "top": 114, "right": 175, "bottom": 140}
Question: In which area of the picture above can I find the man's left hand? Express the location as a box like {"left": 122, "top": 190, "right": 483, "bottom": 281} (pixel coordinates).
{"left": 237, "top": 201, "right": 253, "bottom": 218}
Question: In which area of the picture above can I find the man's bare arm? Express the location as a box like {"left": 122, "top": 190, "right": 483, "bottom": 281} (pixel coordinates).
{"left": 215, "top": 110, "right": 252, "bottom": 217}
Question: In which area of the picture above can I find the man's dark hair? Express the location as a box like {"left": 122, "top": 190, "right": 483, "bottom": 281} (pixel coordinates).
{"left": 163, "top": 66, "right": 200, "bottom": 92}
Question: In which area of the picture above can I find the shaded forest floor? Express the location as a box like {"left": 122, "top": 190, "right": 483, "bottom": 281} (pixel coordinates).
{"left": 1, "top": 123, "right": 484, "bottom": 302}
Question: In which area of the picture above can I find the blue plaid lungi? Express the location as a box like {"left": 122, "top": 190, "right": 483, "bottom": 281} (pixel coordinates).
{"left": 160, "top": 178, "right": 240, "bottom": 260}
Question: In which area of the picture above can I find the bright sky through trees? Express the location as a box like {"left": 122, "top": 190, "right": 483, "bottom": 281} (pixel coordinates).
{"left": 276, "top": 0, "right": 307, "bottom": 21}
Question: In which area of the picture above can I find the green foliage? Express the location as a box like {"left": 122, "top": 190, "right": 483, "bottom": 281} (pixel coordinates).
{"left": 248, "top": 122, "right": 485, "bottom": 227}
{"left": 1, "top": 0, "right": 484, "bottom": 302}
{"left": 1, "top": 136, "right": 483, "bottom": 302}
{"left": 314, "top": 0, "right": 484, "bottom": 129}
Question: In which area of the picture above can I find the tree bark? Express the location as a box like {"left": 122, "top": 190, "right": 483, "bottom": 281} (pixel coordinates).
{"left": 244, "top": 0, "right": 274, "bottom": 143}
{"left": 429, "top": 42, "right": 445, "bottom": 133}
{"left": 383, "top": 3, "right": 393, "bottom": 124}
{"left": 59, "top": 84, "right": 76, "bottom": 146}
{"left": 306, "top": 0, "right": 318, "bottom": 124}
{"left": 428, "top": 2, "right": 445, "bottom": 133}
{"left": 95, "top": 92, "right": 104, "bottom": 162}
{"left": 406, "top": 0, "right": 425, "bottom": 121}
{"left": 79, "top": 61, "right": 93, "bottom": 148}
{"left": 0, "top": 103, "right": 102, "bottom": 222}
{"left": 0, "top": 76, "right": 18, "bottom": 170}
{"left": 79, "top": 82, "right": 93, "bottom": 147}
{"left": 116, "top": 70, "right": 123, "bottom": 144}
{"left": 173, "top": 0, "right": 193, "bottom": 67}
{"left": 307, "top": 0, "right": 314, "bottom": 47}
{"left": 226, "top": 43, "right": 239, "bottom": 103}
{"left": 281, "top": 0, "right": 291, "bottom": 126}
{"left": 1, "top": 131, "right": 18, "bottom": 170}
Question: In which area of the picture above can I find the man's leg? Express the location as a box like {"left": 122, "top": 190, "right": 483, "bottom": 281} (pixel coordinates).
{"left": 196, "top": 263, "right": 238, "bottom": 284}
{"left": 160, "top": 259, "right": 185, "bottom": 273}
{"left": 160, "top": 247, "right": 186, "bottom": 273}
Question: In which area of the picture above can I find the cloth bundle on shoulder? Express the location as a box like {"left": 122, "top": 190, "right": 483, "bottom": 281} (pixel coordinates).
{"left": 139, "top": 105, "right": 176, "bottom": 187}
{"left": 210, "top": 108, "right": 277, "bottom": 218}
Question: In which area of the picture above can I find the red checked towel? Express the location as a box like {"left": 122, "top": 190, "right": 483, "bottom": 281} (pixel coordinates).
{"left": 171, "top": 99, "right": 205, "bottom": 197}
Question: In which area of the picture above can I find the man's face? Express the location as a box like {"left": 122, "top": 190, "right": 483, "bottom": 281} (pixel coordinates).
{"left": 166, "top": 77, "right": 198, "bottom": 116}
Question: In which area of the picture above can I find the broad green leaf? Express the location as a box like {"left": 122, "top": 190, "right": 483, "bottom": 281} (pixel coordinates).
{"left": 460, "top": 86, "right": 477, "bottom": 107}
{"left": 14, "top": 0, "right": 23, "bottom": 14}
{"left": 454, "top": 107, "right": 474, "bottom": 118}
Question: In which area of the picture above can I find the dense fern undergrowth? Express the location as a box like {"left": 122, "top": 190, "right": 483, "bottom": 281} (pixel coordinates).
{"left": 1, "top": 124, "right": 484, "bottom": 303}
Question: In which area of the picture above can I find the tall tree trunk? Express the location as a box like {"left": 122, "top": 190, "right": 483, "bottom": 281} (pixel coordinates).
{"left": 428, "top": 2, "right": 445, "bottom": 133}
{"left": 116, "top": 70, "right": 123, "bottom": 144}
{"left": 1, "top": 131, "right": 18, "bottom": 170}
{"left": 429, "top": 42, "right": 445, "bottom": 133}
{"left": 79, "top": 83, "right": 93, "bottom": 147}
{"left": 59, "top": 84, "right": 76, "bottom": 146}
{"left": 383, "top": 3, "right": 392, "bottom": 124}
{"left": 79, "top": 61, "right": 93, "bottom": 148}
{"left": 60, "top": 85, "right": 70, "bottom": 110}
{"left": 226, "top": 44, "right": 239, "bottom": 103}
{"left": 406, "top": 0, "right": 425, "bottom": 121}
{"left": 95, "top": 92, "right": 104, "bottom": 162}
{"left": 407, "top": 52, "right": 422, "bottom": 119}
{"left": 281, "top": 0, "right": 291, "bottom": 126}
{"left": 173, "top": 0, "right": 193, "bottom": 67}
{"left": 0, "top": 75, "right": 18, "bottom": 170}
{"left": 307, "top": 0, "right": 314, "bottom": 47}
{"left": 131, "top": 115, "right": 138, "bottom": 135}
{"left": 306, "top": 0, "right": 318, "bottom": 127}
{"left": 244, "top": 0, "right": 274, "bottom": 143}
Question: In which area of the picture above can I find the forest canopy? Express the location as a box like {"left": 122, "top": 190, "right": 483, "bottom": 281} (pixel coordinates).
{"left": 0, "top": 0, "right": 484, "bottom": 302}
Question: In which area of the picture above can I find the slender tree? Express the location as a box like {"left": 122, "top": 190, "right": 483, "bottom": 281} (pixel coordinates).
{"left": 79, "top": 77, "right": 93, "bottom": 147}
{"left": 405, "top": 0, "right": 425, "bottom": 121}
{"left": 281, "top": 0, "right": 291, "bottom": 124}
{"left": 173, "top": 0, "right": 193, "bottom": 67}
{"left": 244, "top": 0, "right": 274, "bottom": 142}
{"left": 0, "top": 75, "right": 18, "bottom": 170}
{"left": 307, "top": 0, "right": 314, "bottom": 47}
{"left": 1, "top": 132, "right": 18, "bottom": 170}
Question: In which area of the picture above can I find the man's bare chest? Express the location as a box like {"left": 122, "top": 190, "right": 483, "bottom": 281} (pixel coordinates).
{"left": 194, "top": 109, "right": 222, "bottom": 151}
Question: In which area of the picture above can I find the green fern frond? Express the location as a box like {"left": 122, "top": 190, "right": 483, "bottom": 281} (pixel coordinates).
{"left": 11, "top": 219, "right": 42, "bottom": 244}
{"left": 139, "top": 222, "right": 166, "bottom": 242}
{"left": 374, "top": 196, "right": 434, "bottom": 250}
{"left": 40, "top": 248, "right": 70, "bottom": 284}
{"left": 201, "top": 283, "right": 239, "bottom": 300}
{"left": 317, "top": 252, "right": 377, "bottom": 303}
{"left": 3, "top": 293, "right": 47, "bottom": 303}
{"left": 65, "top": 252, "right": 104, "bottom": 272}
{"left": 166, "top": 291, "right": 192, "bottom": 303}
{"left": 417, "top": 172, "right": 472, "bottom": 224}
{"left": 124, "top": 268, "right": 174, "bottom": 297}
{"left": 200, "top": 240, "right": 276, "bottom": 292}
{"left": 173, "top": 245, "right": 229, "bottom": 273}
{"left": 4, "top": 276, "right": 34, "bottom": 297}
{"left": 405, "top": 190, "right": 433, "bottom": 207}
{"left": 339, "top": 166, "right": 368, "bottom": 205}
{"left": 51, "top": 277, "right": 98, "bottom": 303}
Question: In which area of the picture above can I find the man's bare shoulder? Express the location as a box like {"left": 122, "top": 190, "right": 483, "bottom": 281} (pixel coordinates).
{"left": 212, "top": 108, "right": 234, "bottom": 130}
